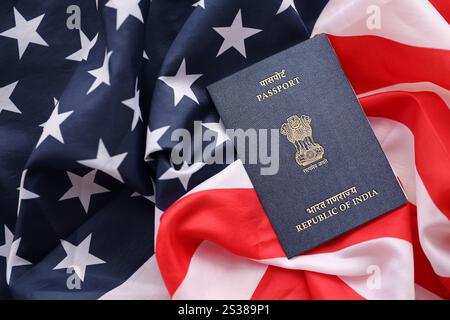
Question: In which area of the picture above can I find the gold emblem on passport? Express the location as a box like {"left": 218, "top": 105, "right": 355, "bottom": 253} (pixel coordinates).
{"left": 280, "top": 115, "right": 325, "bottom": 167}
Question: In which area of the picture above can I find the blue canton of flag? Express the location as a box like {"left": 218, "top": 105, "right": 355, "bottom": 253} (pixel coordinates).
{"left": 0, "top": 0, "right": 328, "bottom": 299}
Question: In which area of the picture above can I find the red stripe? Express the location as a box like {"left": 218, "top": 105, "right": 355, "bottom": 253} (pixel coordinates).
{"left": 328, "top": 35, "right": 450, "bottom": 93}
{"left": 156, "top": 188, "right": 276, "bottom": 296}
{"left": 157, "top": 187, "right": 413, "bottom": 296}
{"left": 157, "top": 35, "right": 450, "bottom": 299}
{"left": 158, "top": 92, "right": 450, "bottom": 297}
{"left": 429, "top": 0, "right": 450, "bottom": 23}
{"left": 251, "top": 267, "right": 364, "bottom": 300}
{"left": 330, "top": 34, "right": 450, "bottom": 218}
{"left": 333, "top": 37, "right": 450, "bottom": 297}
{"left": 250, "top": 204, "right": 450, "bottom": 299}
{"left": 252, "top": 204, "right": 450, "bottom": 300}
{"left": 360, "top": 91, "right": 450, "bottom": 220}
{"left": 250, "top": 204, "right": 449, "bottom": 299}
{"left": 251, "top": 267, "right": 312, "bottom": 299}
{"left": 410, "top": 208, "right": 450, "bottom": 299}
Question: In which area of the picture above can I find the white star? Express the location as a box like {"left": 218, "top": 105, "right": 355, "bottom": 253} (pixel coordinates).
{"left": 202, "top": 120, "right": 229, "bottom": 147}
{"left": 192, "top": 0, "right": 205, "bottom": 9}
{"left": 36, "top": 98, "right": 73, "bottom": 148}
{"left": 0, "top": 226, "right": 32, "bottom": 285}
{"left": 121, "top": 79, "right": 142, "bottom": 131}
{"left": 277, "top": 0, "right": 298, "bottom": 14}
{"left": 145, "top": 125, "right": 170, "bottom": 161}
{"left": 213, "top": 9, "right": 261, "bottom": 58}
{"left": 131, "top": 177, "right": 155, "bottom": 203}
{"left": 17, "top": 169, "right": 39, "bottom": 216}
{"left": 0, "top": 81, "right": 21, "bottom": 114}
{"left": 159, "top": 161, "right": 205, "bottom": 190}
{"left": 87, "top": 50, "right": 113, "bottom": 94}
{"left": 0, "top": 8, "right": 48, "bottom": 59}
{"left": 60, "top": 170, "right": 109, "bottom": 213}
{"left": 143, "top": 50, "right": 149, "bottom": 60}
{"left": 77, "top": 139, "right": 128, "bottom": 182}
{"left": 53, "top": 234, "right": 106, "bottom": 282}
{"left": 106, "top": 0, "right": 144, "bottom": 30}
{"left": 131, "top": 191, "right": 155, "bottom": 203}
{"left": 158, "top": 59, "right": 202, "bottom": 106}
{"left": 66, "top": 30, "right": 98, "bottom": 62}
{"left": 95, "top": 0, "right": 99, "bottom": 9}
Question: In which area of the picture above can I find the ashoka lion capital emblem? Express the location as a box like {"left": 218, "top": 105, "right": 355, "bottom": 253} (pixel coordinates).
{"left": 280, "top": 115, "right": 325, "bottom": 167}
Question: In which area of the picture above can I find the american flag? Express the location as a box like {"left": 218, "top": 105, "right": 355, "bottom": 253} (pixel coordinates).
{"left": 0, "top": 0, "right": 449, "bottom": 299}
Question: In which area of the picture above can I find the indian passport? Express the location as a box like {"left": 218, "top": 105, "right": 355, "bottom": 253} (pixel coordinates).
{"left": 207, "top": 34, "right": 407, "bottom": 258}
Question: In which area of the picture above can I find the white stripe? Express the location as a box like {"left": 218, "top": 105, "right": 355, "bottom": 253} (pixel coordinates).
{"left": 312, "top": 0, "right": 450, "bottom": 279}
{"left": 368, "top": 117, "right": 416, "bottom": 204}
{"left": 158, "top": 160, "right": 253, "bottom": 223}
{"left": 312, "top": 0, "right": 450, "bottom": 50}
{"left": 139, "top": 162, "right": 252, "bottom": 299}
{"left": 259, "top": 238, "right": 415, "bottom": 300}
{"left": 369, "top": 117, "right": 450, "bottom": 277}
{"left": 416, "top": 170, "right": 450, "bottom": 277}
{"left": 99, "top": 255, "right": 170, "bottom": 300}
{"left": 154, "top": 206, "right": 163, "bottom": 248}
{"left": 173, "top": 241, "right": 267, "bottom": 300}
{"left": 182, "top": 160, "right": 253, "bottom": 198}
{"left": 358, "top": 82, "right": 450, "bottom": 110}
{"left": 172, "top": 117, "right": 449, "bottom": 299}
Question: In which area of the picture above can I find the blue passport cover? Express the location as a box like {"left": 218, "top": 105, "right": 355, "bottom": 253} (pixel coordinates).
{"left": 207, "top": 34, "right": 407, "bottom": 258}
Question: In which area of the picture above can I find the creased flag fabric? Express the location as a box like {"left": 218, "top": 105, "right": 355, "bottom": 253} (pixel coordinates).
{"left": 0, "top": 0, "right": 448, "bottom": 299}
